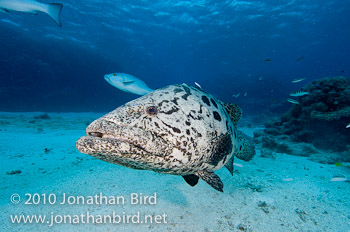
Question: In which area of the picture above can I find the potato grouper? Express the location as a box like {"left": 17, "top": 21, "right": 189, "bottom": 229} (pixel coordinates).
{"left": 76, "top": 84, "right": 255, "bottom": 192}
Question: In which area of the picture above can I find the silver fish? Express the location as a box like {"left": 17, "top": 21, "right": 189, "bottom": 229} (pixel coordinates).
{"left": 330, "top": 177, "right": 349, "bottom": 182}
{"left": 289, "top": 90, "right": 310, "bottom": 97}
{"left": 104, "top": 73, "right": 153, "bottom": 96}
{"left": 287, "top": 98, "right": 299, "bottom": 104}
{"left": 194, "top": 82, "right": 202, "bottom": 89}
{"left": 292, "top": 78, "right": 306, "bottom": 83}
{"left": 0, "top": 0, "right": 63, "bottom": 27}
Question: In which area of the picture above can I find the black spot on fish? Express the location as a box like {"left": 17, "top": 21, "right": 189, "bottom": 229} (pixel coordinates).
{"left": 188, "top": 154, "right": 191, "bottom": 161}
{"left": 188, "top": 110, "right": 203, "bottom": 120}
{"left": 191, "top": 127, "right": 202, "bottom": 137}
{"left": 174, "top": 88, "right": 184, "bottom": 93}
{"left": 159, "top": 100, "right": 170, "bottom": 106}
{"left": 159, "top": 100, "right": 179, "bottom": 114}
{"left": 171, "top": 97, "right": 180, "bottom": 105}
{"left": 198, "top": 105, "right": 203, "bottom": 114}
{"left": 185, "top": 121, "right": 191, "bottom": 126}
{"left": 163, "top": 108, "right": 179, "bottom": 114}
{"left": 213, "top": 111, "right": 222, "bottom": 121}
{"left": 181, "top": 86, "right": 192, "bottom": 100}
{"left": 210, "top": 98, "right": 218, "bottom": 108}
{"left": 161, "top": 121, "right": 181, "bottom": 134}
{"left": 154, "top": 122, "right": 159, "bottom": 128}
{"left": 186, "top": 129, "right": 190, "bottom": 135}
{"left": 201, "top": 96, "right": 211, "bottom": 106}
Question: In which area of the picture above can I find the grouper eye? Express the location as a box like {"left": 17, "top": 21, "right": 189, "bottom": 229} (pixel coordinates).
{"left": 146, "top": 106, "right": 158, "bottom": 115}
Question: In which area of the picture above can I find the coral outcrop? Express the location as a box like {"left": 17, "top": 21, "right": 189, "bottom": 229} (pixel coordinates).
{"left": 254, "top": 76, "right": 350, "bottom": 163}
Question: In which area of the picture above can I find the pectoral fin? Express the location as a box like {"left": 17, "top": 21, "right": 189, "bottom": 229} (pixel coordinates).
{"left": 182, "top": 174, "right": 199, "bottom": 187}
{"left": 196, "top": 170, "right": 223, "bottom": 192}
{"left": 123, "top": 81, "right": 135, "bottom": 85}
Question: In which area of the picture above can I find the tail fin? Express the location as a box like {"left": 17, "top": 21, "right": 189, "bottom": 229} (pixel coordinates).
{"left": 47, "top": 3, "right": 63, "bottom": 27}
{"left": 234, "top": 130, "right": 255, "bottom": 161}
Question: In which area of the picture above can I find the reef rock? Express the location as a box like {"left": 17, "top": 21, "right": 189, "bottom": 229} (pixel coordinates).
{"left": 255, "top": 76, "right": 350, "bottom": 163}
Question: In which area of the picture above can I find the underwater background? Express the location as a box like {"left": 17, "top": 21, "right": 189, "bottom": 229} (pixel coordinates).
{"left": 1, "top": 0, "right": 349, "bottom": 114}
{"left": 1, "top": 0, "right": 350, "bottom": 231}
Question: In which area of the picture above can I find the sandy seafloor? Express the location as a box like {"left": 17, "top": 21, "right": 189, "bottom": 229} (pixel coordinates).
{"left": 0, "top": 112, "right": 349, "bottom": 232}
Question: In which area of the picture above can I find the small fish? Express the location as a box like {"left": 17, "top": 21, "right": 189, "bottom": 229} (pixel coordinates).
{"left": 346, "top": 123, "right": 350, "bottom": 129}
{"left": 0, "top": 0, "right": 63, "bottom": 27}
{"left": 194, "top": 82, "right": 202, "bottom": 89}
{"left": 341, "top": 70, "right": 345, "bottom": 73}
{"left": 244, "top": 92, "right": 247, "bottom": 97}
{"left": 330, "top": 177, "right": 349, "bottom": 182}
{"left": 335, "top": 162, "right": 350, "bottom": 168}
{"left": 296, "top": 56, "right": 304, "bottom": 61}
{"left": 292, "top": 78, "right": 306, "bottom": 83}
{"left": 264, "top": 59, "right": 272, "bottom": 62}
{"left": 232, "top": 93, "right": 240, "bottom": 98}
{"left": 258, "top": 76, "right": 263, "bottom": 81}
{"left": 289, "top": 90, "right": 310, "bottom": 97}
{"left": 104, "top": 73, "right": 153, "bottom": 95}
{"left": 287, "top": 98, "right": 299, "bottom": 104}
{"left": 282, "top": 178, "right": 294, "bottom": 182}
{"left": 233, "top": 163, "right": 243, "bottom": 168}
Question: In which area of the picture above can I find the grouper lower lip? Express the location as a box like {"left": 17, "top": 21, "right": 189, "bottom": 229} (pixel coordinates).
{"left": 76, "top": 135, "right": 150, "bottom": 156}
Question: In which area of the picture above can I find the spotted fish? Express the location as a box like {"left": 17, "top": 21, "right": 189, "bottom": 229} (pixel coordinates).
{"left": 76, "top": 84, "right": 255, "bottom": 192}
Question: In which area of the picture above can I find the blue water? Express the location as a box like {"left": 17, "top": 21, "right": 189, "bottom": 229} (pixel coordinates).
{"left": 1, "top": 0, "right": 349, "bottom": 114}
{"left": 1, "top": 2, "right": 350, "bottom": 231}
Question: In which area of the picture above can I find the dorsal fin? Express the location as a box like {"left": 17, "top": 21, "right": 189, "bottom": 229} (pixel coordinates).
{"left": 220, "top": 102, "right": 242, "bottom": 125}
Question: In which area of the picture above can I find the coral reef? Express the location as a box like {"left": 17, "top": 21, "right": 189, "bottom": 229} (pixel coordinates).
{"left": 254, "top": 76, "right": 350, "bottom": 163}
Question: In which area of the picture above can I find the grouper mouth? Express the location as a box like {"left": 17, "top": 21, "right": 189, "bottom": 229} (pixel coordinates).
{"left": 76, "top": 118, "right": 172, "bottom": 158}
